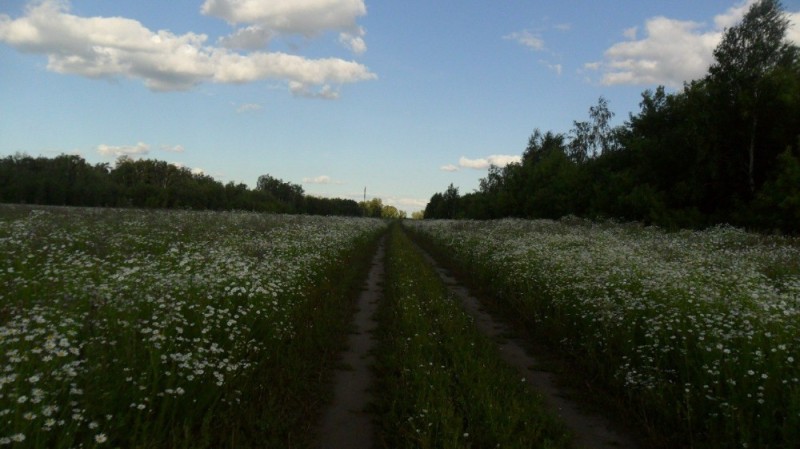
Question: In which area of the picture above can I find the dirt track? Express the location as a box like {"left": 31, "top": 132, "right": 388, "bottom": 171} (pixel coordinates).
{"left": 414, "top": 242, "right": 641, "bottom": 449}
{"left": 316, "top": 239, "right": 384, "bottom": 449}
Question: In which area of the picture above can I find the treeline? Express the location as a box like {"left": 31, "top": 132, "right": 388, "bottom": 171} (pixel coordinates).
{"left": 0, "top": 154, "right": 363, "bottom": 216}
{"left": 425, "top": 0, "right": 800, "bottom": 232}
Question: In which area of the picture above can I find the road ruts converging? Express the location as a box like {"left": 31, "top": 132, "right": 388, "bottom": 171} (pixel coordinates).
{"left": 316, "top": 238, "right": 385, "bottom": 449}
{"left": 411, "top": 238, "right": 642, "bottom": 449}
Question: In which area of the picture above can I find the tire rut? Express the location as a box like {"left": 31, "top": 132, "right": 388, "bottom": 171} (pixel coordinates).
{"left": 317, "top": 238, "right": 385, "bottom": 449}
{"left": 411, "top": 238, "right": 641, "bottom": 449}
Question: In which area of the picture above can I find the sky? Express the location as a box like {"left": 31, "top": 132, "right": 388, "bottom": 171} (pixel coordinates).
{"left": 1, "top": 0, "right": 799, "bottom": 214}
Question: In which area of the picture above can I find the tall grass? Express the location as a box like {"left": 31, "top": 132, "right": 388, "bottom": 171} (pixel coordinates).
{"left": 406, "top": 219, "right": 800, "bottom": 448}
{"left": 0, "top": 206, "right": 385, "bottom": 448}
{"left": 373, "top": 224, "right": 573, "bottom": 449}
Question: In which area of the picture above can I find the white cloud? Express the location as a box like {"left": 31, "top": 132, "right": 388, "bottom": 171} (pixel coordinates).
{"left": 303, "top": 175, "right": 342, "bottom": 184}
{"left": 623, "top": 26, "right": 637, "bottom": 40}
{"left": 289, "top": 81, "right": 339, "bottom": 99}
{"left": 593, "top": 1, "right": 800, "bottom": 87}
{"left": 599, "top": 16, "right": 720, "bottom": 87}
{"left": 553, "top": 23, "right": 571, "bottom": 32}
{"left": 457, "top": 154, "right": 521, "bottom": 170}
{"left": 201, "top": 0, "right": 366, "bottom": 36}
{"left": 392, "top": 197, "right": 427, "bottom": 209}
{"left": 440, "top": 164, "right": 459, "bottom": 172}
{"left": 97, "top": 142, "right": 150, "bottom": 157}
{"left": 503, "top": 30, "right": 545, "bottom": 51}
{"left": 339, "top": 26, "right": 366, "bottom": 54}
{"left": 0, "top": 0, "right": 376, "bottom": 96}
{"left": 714, "top": 0, "right": 757, "bottom": 29}
{"left": 161, "top": 144, "right": 185, "bottom": 153}
{"left": 789, "top": 12, "right": 800, "bottom": 44}
{"left": 171, "top": 162, "right": 205, "bottom": 175}
{"left": 236, "top": 102, "right": 263, "bottom": 113}
{"left": 218, "top": 25, "right": 271, "bottom": 50}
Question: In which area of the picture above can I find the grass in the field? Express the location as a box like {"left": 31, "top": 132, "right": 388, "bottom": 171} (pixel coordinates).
{"left": 0, "top": 205, "right": 385, "bottom": 448}
{"left": 372, "top": 224, "right": 573, "bottom": 449}
{"left": 406, "top": 218, "right": 800, "bottom": 449}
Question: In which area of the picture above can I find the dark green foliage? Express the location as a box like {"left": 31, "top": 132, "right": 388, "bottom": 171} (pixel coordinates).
{"left": 425, "top": 0, "right": 800, "bottom": 232}
{"left": 0, "top": 154, "right": 362, "bottom": 216}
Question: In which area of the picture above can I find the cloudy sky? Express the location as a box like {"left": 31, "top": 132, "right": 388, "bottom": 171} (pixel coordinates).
{"left": 1, "top": 0, "right": 799, "bottom": 213}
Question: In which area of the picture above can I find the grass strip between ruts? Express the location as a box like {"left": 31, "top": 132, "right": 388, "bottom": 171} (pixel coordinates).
{"left": 372, "top": 224, "right": 573, "bottom": 449}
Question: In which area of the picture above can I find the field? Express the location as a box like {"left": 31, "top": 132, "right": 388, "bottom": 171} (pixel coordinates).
{"left": 0, "top": 206, "right": 385, "bottom": 448}
{"left": 3, "top": 206, "right": 800, "bottom": 448}
{"left": 406, "top": 218, "right": 800, "bottom": 448}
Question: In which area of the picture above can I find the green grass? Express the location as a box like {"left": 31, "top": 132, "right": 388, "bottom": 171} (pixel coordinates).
{"left": 372, "top": 224, "right": 573, "bottom": 449}
{"left": 406, "top": 219, "right": 800, "bottom": 449}
{"left": 0, "top": 206, "right": 385, "bottom": 448}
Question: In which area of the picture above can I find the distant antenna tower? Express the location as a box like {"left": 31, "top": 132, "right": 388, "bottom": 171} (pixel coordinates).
{"left": 363, "top": 187, "right": 366, "bottom": 202}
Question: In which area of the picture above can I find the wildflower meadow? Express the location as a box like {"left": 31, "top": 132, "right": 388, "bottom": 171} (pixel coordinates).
{"left": 0, "top": 206, "right": 385, "bottom": 448}
{"left": 407, "top": 218, "right": 800, "bottom": 448}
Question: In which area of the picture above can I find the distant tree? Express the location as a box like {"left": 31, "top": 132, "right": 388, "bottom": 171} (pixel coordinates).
{"left": 360, "top": 198, "right": 384, "bottom": 218}
{"left": 256, "top": 174, "right": 305, "bottom": 212}
{"left": 411, "top": 210, "right": 425, "bottom": 220}
{"left": 381, "top": 205, "right": 402, "bottom": 219}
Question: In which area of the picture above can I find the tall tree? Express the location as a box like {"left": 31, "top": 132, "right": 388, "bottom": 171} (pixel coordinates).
{"left": 708, "top": 0, "right": 797, "bottom": 193}
{"left": 568, "top": 97, "right": 618, "bottom": 163}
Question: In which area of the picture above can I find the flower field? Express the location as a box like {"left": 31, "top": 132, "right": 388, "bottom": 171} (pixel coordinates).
{"left": 0, "top": 206, "right": 385, "bottom": 448}
{"left": 406, "top": 218, "right": 800, "bottom": 448}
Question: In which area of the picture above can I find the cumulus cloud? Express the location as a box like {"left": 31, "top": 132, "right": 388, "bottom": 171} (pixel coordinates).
{"left": 303, "top": 175, "right": 342, "bottom": 184}
{"left": 503, "top": 30, "right": 545, "bottom": 51}
{"left": 161, "top": 144, "right": 185, "bottom": 153}
{"left": 590, "top": 0, "right": 800, "bottom": 87}
{"left": 172, "top": 162, "right": 206, "bottom": 175}
{"left": 97, "top": 142, "right": 150, "bottom": 157}
{"left": 218, "top": 25, "right": 272, "bottom": 50}
{"left": 289, "top": 81, "right": 339, "bottom": 99}
{"left": 440, "top": 164, "right": 459, "bottom": 172}
{"left": 0, "top": 0, "right": 375, "bottom": 95}
{"left": 201, "top": 0, "right": 366, "bottom": 35}
{"left": 623, "top": 26, "right": 638, "bottom": 40}
{"left": 457, "top": 155, "right": 521, "bottom": 170}
{"left": 339, "top": 27, "right": 367, "bottom": 54}
{"left": 789, "top": 12, "right": 800, "bottom": 44}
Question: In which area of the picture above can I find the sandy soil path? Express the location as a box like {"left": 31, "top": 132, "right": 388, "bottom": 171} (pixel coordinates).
{"left": 413, "top": 242, "right": 641, "bottom": 449}
{"left": 316, "top": 239, "right": 385, "bottom": 449}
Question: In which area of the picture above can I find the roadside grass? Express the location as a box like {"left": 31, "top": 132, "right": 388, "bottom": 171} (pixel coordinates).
{"left": 0, "top": 206, "right": 385, "bottom": 448}
{"left": 372, "top": 224, "right": 573, "bottom": 449}
{"left": 406, "top": 219, "right": 800, "bottom": 449}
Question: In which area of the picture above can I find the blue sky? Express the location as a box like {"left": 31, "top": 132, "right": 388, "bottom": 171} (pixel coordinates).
{"left": 2, "top": 0, "right": 799, "bottom": 213}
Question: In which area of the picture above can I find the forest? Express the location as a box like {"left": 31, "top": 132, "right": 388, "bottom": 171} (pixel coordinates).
{"left": 0, "top": 154, "right": 365, "bottom": 216}
{"left": 425, "top": 0, "right": 800, "bottom": 233}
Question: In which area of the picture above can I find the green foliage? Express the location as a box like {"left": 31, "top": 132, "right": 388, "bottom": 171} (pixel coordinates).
{"left": 0, "top": 154, "right": 362, "bottom": 216}
{"left": 752, "top": 146, "right": 800, "bottom": 232}
{"left": 423, "top": 184, "right": 460, "bottom": 219}
{"left": 423, "top": 0, "right": 800, "bottom": 233}
{"left": 380, "top": 204, "right": 406, "bottom": 219}
{"left": 359, "top": 197, "right": 384, "bottom": 217}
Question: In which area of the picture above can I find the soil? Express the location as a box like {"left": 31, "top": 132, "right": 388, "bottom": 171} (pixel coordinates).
{"left": 317, "top": 235, "right": 642, "bottom": 449}
{"left": 316, "top": 238, "right": 385, "bottom": 449}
